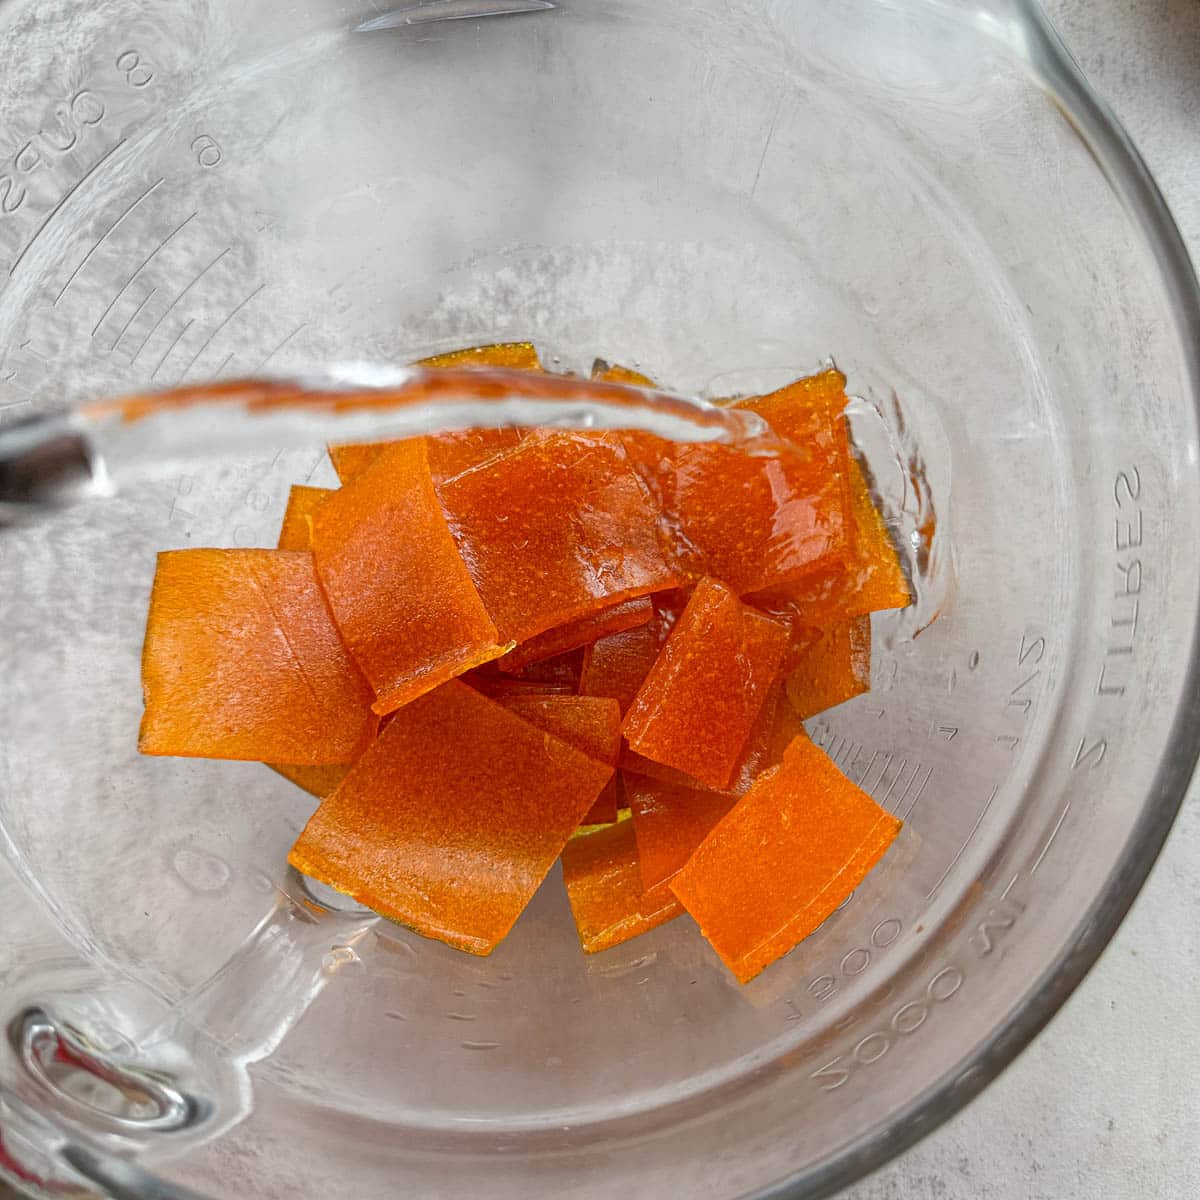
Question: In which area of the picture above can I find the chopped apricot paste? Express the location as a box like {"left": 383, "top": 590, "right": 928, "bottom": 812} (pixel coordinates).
{"left": 562, "top": 818, "right": 682, "bottom": 953}
{"left": 495, "top": 695, "right": 622, "bottom": 770}
{"left": 469, "top": 649, "right": 583, "bottom": 696}
{"left": 732, "top": 368, "right": 855, "bottom": 518}
{"left": 620, "top": 681, "right": 801, "bottom": 796}
{"left": 270, "top": 762, "right": 351, "bottom": 799}
{"left": 742, "top": 371, "right": 910, "bottom": 620}
{"left": 419, "top": 341, "right": 543, "bottom": 372}
{"left": 495, "top": 694, "right": 622, "bottom": 824}
{"left": 142, "top": 356, "right": 917, "bottom": 977}
{"left": 623, "top": 579, "right": 789, "bottom": 790}
{"left": 329, "top": 428, "right": 526, "bottom": 489}
{"left": 622, "top": 372, "right": 851, "bottom": 592}
{"left": 578, "top": 596, "right": 681, "bottom": 713}
{"left": 581, "top": 777, "right": 622, "bottom": 827}
{"left": 276, "top": 485, "right": 332, "bottom": 552}
{"left": 591, "top": 360, "right": 656, "bottom": 388}
{"left": 498, "top": 596, "right": 653, "bottom": 674}
{"left": 328, "top": 342, "right": 541, "bottom": 484}
{"left": 626, "top": 775, "right": 738, "bottom": 891}
{"left": 670, "top": 732, "right": 902, "bottom": 983}
{"left": 140, "top": 549, "right": 377, "bottom": 764}
{"left": 312, "top": 438, "right": 506, "bottom": 715}
{"left": 439, "top": 431, "right": 682, "bottom": 645}
{"left": 759, "top": 457, "right": 911, "bottom": 623}
{"left": 289, "top": 681, "right": 612, "bottom": 954}
{"left": 784, "top": 616, "right": 871, "bottom": 719}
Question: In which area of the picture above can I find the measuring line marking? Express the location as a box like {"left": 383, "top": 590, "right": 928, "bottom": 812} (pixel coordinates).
{"left": 130, "top": 246, "right": 232, "bottom": 364}
{"left": 881, "top": 757, "right": 909, "bottom": 807}
{"left": 177, "top": 282, "right": 267, "bottom": 382}
{"left": 898, "top": 762, "right": 934, "bottom": 820}
{"left": 867, "top": 752, "right": 893, "bottom": 798}
{"left": 110, "top": 288, "right": 157, "bottom": 353}
{"left": 151, "top": 319, "right": 195, "bottom": 380}
{"left": 8, "top": 138, "right": 130, "bottom": 277}
{"left": 925, "top": 783, "right": 1000, "bottom": 900}
{"left": 258, "top": 322, "right": 308, "bottom": 370}
{"left": 886, "top": 759, "right": 921, "bottom": 812}
{"left": 91, "top": 211, "right": 198, "bottom": 336}
{"left": 1000, "top": 873, "right": 1020, "bottom": 901}
{"left": 54, "top": 176, "right": 165, "bottom": 306}
{"left": 856, "top": 750, "right": 880, "bottom": 788}
{"left": 1030, "top": 801, "right": 1071, "bottom": 876}
{"left": 215, "top": 352, "right": 236, "bottom": 376}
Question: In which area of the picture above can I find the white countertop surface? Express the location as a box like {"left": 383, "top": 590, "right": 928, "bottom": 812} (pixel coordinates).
{"left": 0, "top": 6, "right": 1194, "bottom": 1200}
{"left": 844, "top": 2, "right": 1200, "bottom": 1196}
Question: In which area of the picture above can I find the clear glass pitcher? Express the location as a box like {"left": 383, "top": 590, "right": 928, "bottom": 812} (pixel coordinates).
{"left": 1, "top": 1, "right": 1197, "bottom": 1197}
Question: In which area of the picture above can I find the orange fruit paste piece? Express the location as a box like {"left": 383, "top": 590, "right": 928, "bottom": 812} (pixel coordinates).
{"left": 578, "top": 594, "right": 684, "bottom": 714}
{"left": 276, "top": 485, "right": 332, "bottom": 552}
{"left": 562, "top": 818, "right": 683, "bottom": 953}
{"left": 730, "top": 681, "right": 807, "bottom": 792}
{"left": 329, "top": 428, "right": 525, "bottom": 488}
{"left": 419, "top": 341, "right": 544, "bottom": 372}
{"left": 591, "top": 360, "right": 656, "bottom": 388}
{"left": 732, "top": 368, "right": 855, "bottom": 517}
{"left": 621, "top": 677, "right": 804, "bottom": 797}
{"left": 784, "top": 616, "right": 871, "bottom": 720}
{"left": 328, "top": 342, "right": 542, "bottom": 485}
{"left": 670, "top": 731, "right": 902, "bottom": 983}
{"left": 627, "top": 433, "right": 850, "bottom": 596}
{"left": 270, "top": 762, "right": 351, "bottom": 800}
{"left": 468, "top": 649, "right": 583, "bottom": 697}
{"left": 140, "top": 549, "right": 378, "bottom": 764}
{"left": 742, "top": 370, "right": 910, "bottom": 621}
{"left": 269, "top": 492, "right": 357, "bottom": 789}
{"left": 617, "top": 370, "right": 853, "bottom": 595}
{"left": 495, "top": 695, "right": 621, "bottom": 769}
{"left": 623, "top": 579, "right": 789, "bottom": 790}
{"left": 625, "top": 775, "right": 738, "bottom": 892}
{"left": 289, "top": 680, "right": 612, "bottom": 955}
{"left": 312, "top": 437, "right": 506, "bottom": 716}
{"left": 496, "top": 694, "right": 623, "bottom": 825}
{"left": 498, "top": 596, "right": 653, "bottom": 674}
{"left": 439, "top": 431, "right": 683, "bottom": 645}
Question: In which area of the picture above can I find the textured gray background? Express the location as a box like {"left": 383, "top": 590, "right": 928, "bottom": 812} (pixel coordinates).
{"left": 0, "top": 3, "right": 1197, "bottom": 1199}
{"left": 843, "top": 1, "right": 1200, "bottom": 1196}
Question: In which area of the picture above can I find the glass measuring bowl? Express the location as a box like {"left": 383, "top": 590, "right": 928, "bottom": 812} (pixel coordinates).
{"left": 1, "top": 0, "right": 1198, "bottom": 1197}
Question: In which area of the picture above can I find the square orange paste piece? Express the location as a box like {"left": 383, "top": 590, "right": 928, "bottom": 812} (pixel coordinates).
{"left": 578, "top": 593, "right": 685, "bottom": 713}
{"left": 623, "top": 579, "right": 789, "bottom": 790}
{"left": 312, "top": 438, "right": 506, "bottom": 716}
{"left": 621, "top": 678, "right": 804, "bottom": 796}
{"left": 626, "top": 775, "right": 738, "bottom": 892}
{"left": 619, "top": 370, "right": 852, "bottom": 594}
{"left": 276, "top": 485, "right": 332, "bottom": 552}
{"left": 497, "top": 693, "right": 623, "bottom": 824}
{"left": 439, "top": 431, "right": 682, "bottom": 645}
{"left": 741, "top": 370, "right": 910, "bottom": 621}
{"left": 289, "top": 680, "right": 612, "bottom": 955}
{"left": 270, "top": 762, "right": 351, "bottom": 799}
{"left": 562, "top": 818, "right": 683, "bottom": 953}
{"left": 328, "top": 342, "right": 541, "bottom": 485}
{"left": 785, "top": 616, "right": 872, "bottom": 719}
{"left": 140, "top": 549, "right": 377, "bottom": 764}
{"left": 498, "top": 596, "right": 653, "bottom": 674}
{"left": 670, "top": 731, "right": 902, "bottom": 983}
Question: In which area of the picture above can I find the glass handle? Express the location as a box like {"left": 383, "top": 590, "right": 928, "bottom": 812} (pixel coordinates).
{"left": 139, "top": 877, "right": 377, "bottom": 1068}
{"left": 0, "top": 879, "right": 377, "bottom": 1193}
